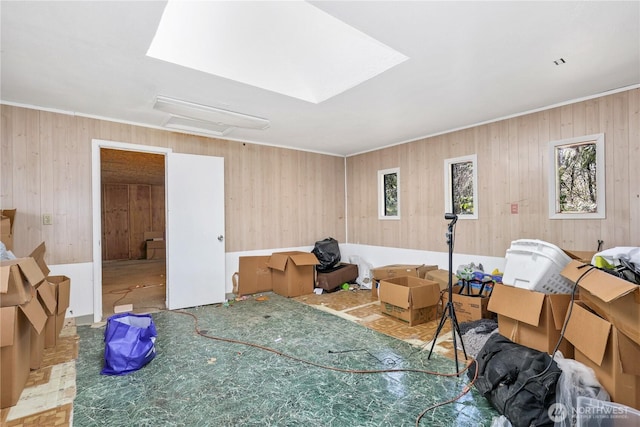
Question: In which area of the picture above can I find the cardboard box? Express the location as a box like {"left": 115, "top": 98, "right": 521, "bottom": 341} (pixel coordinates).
{"left": 564, "top": 301, "right": 640, "bottom": 409}
{"left": 315, "top": 263, "right": 359, "bottom": 292}
{"left": 30, "top": 281, "right": 57, "bottom": 369}
{"left": 145, "top": 240, "right": 166, "bottom": 259}
{"left": 561, "top": 260, "right": 640, "bottom": 346}
{"left": 562, "top": 249, "right": 596, "bottom": 264}
{"left": 488, "top": 283, "right": 573, "bottom": 357}
{"left": 44, "top": 276, "right": 71, "bottom": 348}
{"left": 268, "top": 251, "right": 318, "bottom": 298}
{"left": 0, "top": 209, "right": 16, "bottom": 251}
{"left": 1, "top": 297, "right": 48, "bottom": 409}
{"left": 144, "top": 231, "right": 164, "bottom": 240}
{"left": 425, "top": 269, "right": 454, "bottom": 291}
{"left": 29, "top": 242, "right": 50, "bottom": 278}
{"left": 442, "top": 285, "right": 491, "bottom": 323}
{"left": 379, "top": 276, "right": 441, "bottom": 326}
{"left": 372, "top": 264, "right": 438, "bottom": 297}
{"left": 238, "top": 256, "right": 272, "bottom": 295}
{"left": 0, "top": 257, "right": 44, "bottom": 307}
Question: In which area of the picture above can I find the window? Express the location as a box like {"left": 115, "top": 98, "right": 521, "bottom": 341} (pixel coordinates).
{"left": 444, "top": 154, "right": 478, "bottom": 219}
{"left": 378, "top": 168, "right": 399, "bottom": 219}
{"left": 548, "top": 133, "right": 605, "bottom": 219}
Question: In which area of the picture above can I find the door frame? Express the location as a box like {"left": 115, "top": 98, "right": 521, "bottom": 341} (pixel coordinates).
{"left": 91, "top": 139, "right": 172, "bottom": 323}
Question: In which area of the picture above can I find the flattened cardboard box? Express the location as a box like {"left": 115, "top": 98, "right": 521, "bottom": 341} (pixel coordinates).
{"left": 561, "top": 260, "right": 640, "bottom": 346}
{"left": 372, "top": 264, "right": 438, "bottom": 298}
{"left": 488, "top": 283, "right": 573, "bottom": 357}
{"left": 238, "top": 256, "right": 272, "bottom": 295}
{"left": 442, "top": 285, "right": 491, "bottom": 323}
{"left": 268, "top": 252, "right": 318, "bottom": 298}
{"left": 379, "top": 276, "right": 441, "bottom": 326}
{"left": 1, "top": 297, "right": 48, "bottom": 409}
{"left": 44, "top": 276, "right": 71, "bottom": 348}
{"left": 564, "top": 301, "right": 640, "bottom": 409}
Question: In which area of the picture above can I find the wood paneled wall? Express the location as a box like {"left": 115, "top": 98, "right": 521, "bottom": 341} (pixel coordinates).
{"left": 0, "top": 105, "right": 346, "bottom": 264}
{"left": 347, "top": 89, "right": 640, "bottom": 257}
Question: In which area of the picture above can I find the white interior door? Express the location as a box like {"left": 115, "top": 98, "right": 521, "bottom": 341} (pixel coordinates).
{"left": 167, "top": 153, "right": 225, "bottom": 310}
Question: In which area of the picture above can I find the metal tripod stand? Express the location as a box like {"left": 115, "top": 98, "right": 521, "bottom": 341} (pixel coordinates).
{"left": 427, "top": 213, "right": 468, "bottom": 375}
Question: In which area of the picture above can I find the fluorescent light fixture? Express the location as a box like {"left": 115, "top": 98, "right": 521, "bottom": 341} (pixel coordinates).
{"left": 153, "top": 95, "right": 270, "bottom": 131}
{"left": 163, "top": 116, "right": 235, "bottom": 137}
{"left": 147, "top": 1, "right": 408, "bottom": 104}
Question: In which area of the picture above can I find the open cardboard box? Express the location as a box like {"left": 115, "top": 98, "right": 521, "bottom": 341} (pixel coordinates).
{"left": 487, "top": 283, "right": 574, "bottom": 357}
{"left": 562, "top": 249, "right": 596, "bottom": 264}
{"left": 425, "top": 269, "right": 453, "bottom": 291}
{"left": 44, "top": 276, "right": 71, "bottom": 348}
{"left": 30, "top": 281, "right": 57, "bottom": 369}
{"left": 564, "top": 301, "right": 640, "bottom": 409}
{"left": 372, "top": 264, "right": 438, "bottom": 298}
{"left": 0, "top": 209, "right": 16, "bottom": 251}
{"left": 0, "top": 257, "right": 45, "bottom": 307}
{"left": 442, "top": 284, "right": 492, "bottom": 323}
{"left": 1, "top": 296, "right": 48, "bottom": 409}
{"left": 379, "top": 276, "right": 441, "bottom": 326}
{"left": 561, "top": 260, "right": 640, "bottom": 346}
{"left": 268, "top": 251, "right": 318, "bottom": 298}
{"left": 237, "top": 256, "right": 272, "bottom": 295}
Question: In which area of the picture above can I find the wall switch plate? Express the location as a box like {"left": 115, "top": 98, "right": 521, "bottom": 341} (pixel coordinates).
{"left": 43, "top": 213, "right": 53, "bottom": 225}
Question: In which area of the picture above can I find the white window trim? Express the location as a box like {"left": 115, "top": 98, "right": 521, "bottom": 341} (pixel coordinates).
{"left": 548, "top": 133, "right": 605, "bottom": 220}
{"left": 444, "top": 154, "right": 478, "bottom": 220}
{"left": 378, "top": 167, "right": 400, "bottom": 220}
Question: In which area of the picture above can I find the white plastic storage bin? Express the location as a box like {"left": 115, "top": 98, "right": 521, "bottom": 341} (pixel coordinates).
{"left": 502, "top": 239, "right": 574, "bottom": 294}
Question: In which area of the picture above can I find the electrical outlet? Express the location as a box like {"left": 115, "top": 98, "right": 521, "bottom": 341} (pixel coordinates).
{"left": 43, "top": 213, "right": 53, "bottom": 225}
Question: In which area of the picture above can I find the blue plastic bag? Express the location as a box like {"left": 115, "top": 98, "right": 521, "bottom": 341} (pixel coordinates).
{"left": 101, "top": 312, "right": 157, "bottom": 376}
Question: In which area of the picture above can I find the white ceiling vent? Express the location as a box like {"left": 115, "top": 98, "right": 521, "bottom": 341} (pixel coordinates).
{"left": 153, "top": 95, "right": 270, "bottom": 136}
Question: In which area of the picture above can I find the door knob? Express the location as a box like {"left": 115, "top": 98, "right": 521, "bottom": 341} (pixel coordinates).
{"left": 218, "top": 235, "right": 224, "bottom": 242}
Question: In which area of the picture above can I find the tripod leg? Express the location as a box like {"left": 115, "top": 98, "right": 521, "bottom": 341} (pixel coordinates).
{"left": 427, "top": 307, "right": 449, "bottom": 360}
{"left": 450, "top": 306, "right": 468, "bottom": 360}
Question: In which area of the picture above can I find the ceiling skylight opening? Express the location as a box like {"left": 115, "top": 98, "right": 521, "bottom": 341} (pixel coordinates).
{"left": 147, "top": 0, "right": 409, "bottom": 104}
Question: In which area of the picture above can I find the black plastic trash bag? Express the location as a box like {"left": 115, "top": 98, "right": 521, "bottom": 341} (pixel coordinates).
{"left": 101, "top": 312, "right": 157, "bottom": 376}
{"left": 469, "top": 333, "right": 562, "bottom": 427}
{"left": 312, "top": 237, "right": 341, "bottom": 271}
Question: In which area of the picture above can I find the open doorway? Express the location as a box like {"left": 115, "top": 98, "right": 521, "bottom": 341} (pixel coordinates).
{"left": 100, "top": 148, "right": 166, "bottom": 318}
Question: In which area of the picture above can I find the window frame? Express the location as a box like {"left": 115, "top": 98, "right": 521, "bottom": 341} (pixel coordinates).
{"left": 378, "top": 167, "right": 400, "bottom": 220}
{"left": 443, "top": 154, "right": 478, "bottom": 220}
{"left": 548, "top": 133, "right": 605, "bottom": 220}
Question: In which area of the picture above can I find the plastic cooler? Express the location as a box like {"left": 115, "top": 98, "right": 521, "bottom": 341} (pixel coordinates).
{"left": 502, "top": 239, "right": 574, "bottom": 294}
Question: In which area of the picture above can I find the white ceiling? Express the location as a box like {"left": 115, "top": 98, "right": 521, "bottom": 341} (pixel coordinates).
{"left": 2, "top": 1, "right": 639, "bottom": 156}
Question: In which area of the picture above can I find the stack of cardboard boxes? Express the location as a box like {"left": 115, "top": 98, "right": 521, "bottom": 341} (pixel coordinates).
{"left": 486, "top": 244, "right": 639, "bottom": 411}
{"left": 0, "top": 242, "right": 71, "bottom": 409}
{"left": 561, "top": 261, "right": 640, "bottom": 409}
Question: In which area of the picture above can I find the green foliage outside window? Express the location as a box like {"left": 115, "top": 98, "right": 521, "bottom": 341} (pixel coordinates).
{"left": 384, "top": 172, "right": 398, "bottom": 216}
{"left": 452, "top": 161, "right": 474, "bottom": 215}
{"left": 556, "top": 142, "right": 597, "bottom": 213}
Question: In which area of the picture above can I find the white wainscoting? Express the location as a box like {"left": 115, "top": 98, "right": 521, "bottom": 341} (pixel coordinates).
{"left": 56, "top": 244, "right": 506, "bottom": 318}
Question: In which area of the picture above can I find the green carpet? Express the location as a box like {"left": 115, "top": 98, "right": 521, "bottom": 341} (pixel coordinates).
{"left": 73, "top": 293, "right": 498, "bottom": 426}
